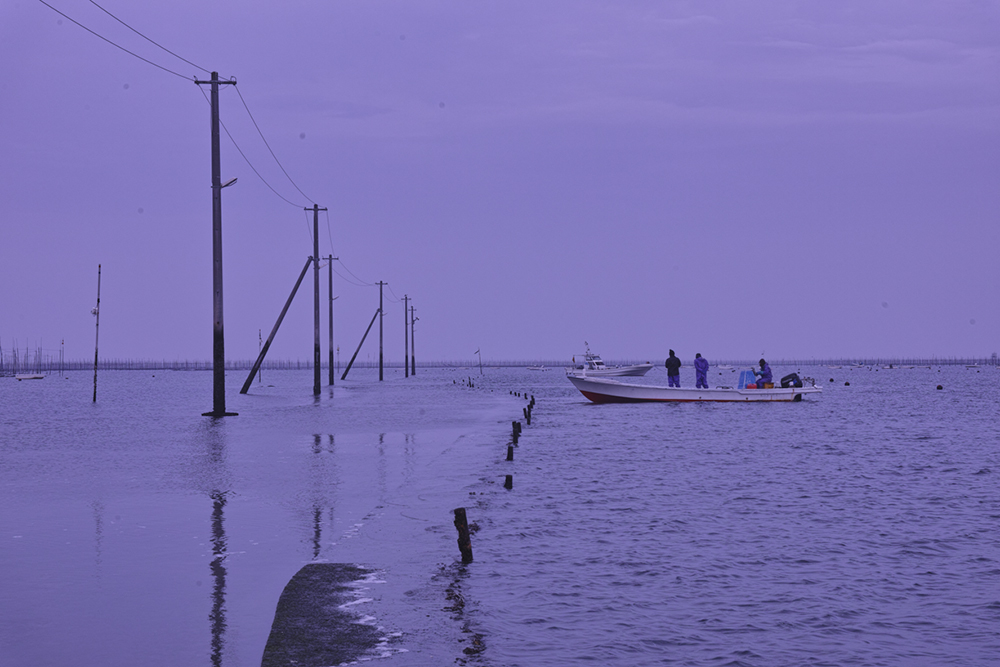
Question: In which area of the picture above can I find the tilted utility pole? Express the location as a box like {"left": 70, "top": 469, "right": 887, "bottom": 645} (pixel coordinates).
{"left": 308, "top": 204, "right": 327, "bottom": 396}
{"left": 403, "top": 294, "right": 409, "bottom": 378}
{"left": 195, "top": 71, "right": 237, "bottom": 417}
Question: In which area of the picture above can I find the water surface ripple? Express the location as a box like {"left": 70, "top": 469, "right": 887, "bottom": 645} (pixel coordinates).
{"left": 467, "top": 365, "right": 1000, "bottom": 667}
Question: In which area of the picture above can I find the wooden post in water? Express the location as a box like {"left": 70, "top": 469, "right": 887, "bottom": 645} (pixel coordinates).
{"left": 453, "top": 508, "right": 473, "bottom": 563}
{"left": 92, "top": 264, "right": 101, "bottom": 403}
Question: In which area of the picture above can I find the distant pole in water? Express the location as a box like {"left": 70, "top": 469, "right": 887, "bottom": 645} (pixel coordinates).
{"left": 257, "top": 329, "right": 262, "bottom": 384}
{"left": 328, "top": 255, "right": 336, "bottom": 387}
{"left": 476, "top": 348, "right": 483, "bottom": 375}
{"left": 309, "top": 205, "right": 327, "bottom": 395}
{"left": 195, "top": 71, "right": 237, "bottom": 417}
{"left": 377, "top": 281, "right": 386, "bottom": 381}
{"left": 410, "top": 305, "right": 417, "bottom": 376}
{"left": 403, "top": 294, "right": 410, "bottom": 378}
{"left": 92, "top": 264, "right": 101, "bottom": 403}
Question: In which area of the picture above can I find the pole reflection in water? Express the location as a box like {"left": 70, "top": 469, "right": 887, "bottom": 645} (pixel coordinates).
{"left": 209, "top": 490, "right": 230, "bottom": 667}
{"left": 200, "top": 423, "right": 232, "bottom": 667}
{"left": 92, "top": 499, "right": 104, "bottom": 576}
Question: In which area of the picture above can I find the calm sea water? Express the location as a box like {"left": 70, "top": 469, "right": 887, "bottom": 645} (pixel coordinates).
{"left": 2, "top": 364, "right": 998, "bottom": 666}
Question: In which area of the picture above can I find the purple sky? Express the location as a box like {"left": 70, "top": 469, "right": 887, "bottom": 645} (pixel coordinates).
{"left": 2, "top": 1, "right": 998, "bottom": 363}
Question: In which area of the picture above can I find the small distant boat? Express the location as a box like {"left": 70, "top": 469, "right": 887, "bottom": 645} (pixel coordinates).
{"left": 15, "top": 374, "right": 45, "bottom": 381}
{"left": 567, "top": 371, "right": 820, "bottom": 403}
{"left": 827, "top": 365, "right": 842, "bottom": 369}
{"left": 526, "top": 365, "right": 549, "bottom": 371}
{"left": 966, "top": 364, "right": 980, "bottom": 369}
{"left": 717, "top": 365, "right": 734, "bottom": 370}
{"left": 565, "top": 344, "right": 653, "bottom": 377}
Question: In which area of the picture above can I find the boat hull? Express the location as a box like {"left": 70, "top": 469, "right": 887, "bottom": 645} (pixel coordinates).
{"left": 567, "top": 374, "right": 821, "bottom": 403}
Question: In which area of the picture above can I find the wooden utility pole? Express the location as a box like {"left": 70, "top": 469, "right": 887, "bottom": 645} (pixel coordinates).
{"left": 92, "top": 264, "right": 101, "bottom": 403}
{"left": 403, "top": 294, "right": 409, "bottom": 378}
{"left": 328, "top": 255, "right": 336, "bottom": 386}
{"left": 410, "top": 306, "right": 417, "bottom": 376}
{"left": 377, "top": 281, "right": 386, "bottom": 381}
{"left": 195, "top": 71, "right": 237, "bottom": 417}
{"left": 308, "top": 204, "right": 327, "bottom": 396}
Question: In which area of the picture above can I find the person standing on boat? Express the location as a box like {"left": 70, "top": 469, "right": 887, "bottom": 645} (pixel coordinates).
{"left": 665, "top": 350, "right": 681, "bottom": 387}
{"left": 755, "top": 358, "right": 773, "bottom": 388}
{"left": 694, "top": 353, "right": 709, "bottom": 389}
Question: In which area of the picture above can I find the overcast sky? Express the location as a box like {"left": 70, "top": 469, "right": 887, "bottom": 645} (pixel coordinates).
{"left": 2, "top": 0, "right": 998, "bottom": 364}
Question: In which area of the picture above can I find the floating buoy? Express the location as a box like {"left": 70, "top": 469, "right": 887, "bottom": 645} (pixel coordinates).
{"left": 829, "top": 378, "right": 834, "bottom": 382}
{"left": 845, "top": 381, "right": 850, "bottom": 386}
{"left": 937, "top": 385, "right": 943, "bottom": 390}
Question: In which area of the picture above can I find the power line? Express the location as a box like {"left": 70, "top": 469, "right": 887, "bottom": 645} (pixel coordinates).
{"left": 386, "top": 284, "right": 404, "bottom": 303}
{"left": 198, "top": 87, "right": 308, "bottom": 209}
{"left": 86, "top": 0, "right": 212, "bottom": 76}
{"left": 336, "top": 259, "right": 375, "bottom": 287}
{"left": 333, "top": 268, "right": 371, "bottom": 288}
{"left": 234, "top": 85, "right": 314, "bottom": 205}
{"left": 35, "top": 0, "right": 191, "bottom": 81}
{"left": 324, "top": 209, "right": 336, "bottom": 257}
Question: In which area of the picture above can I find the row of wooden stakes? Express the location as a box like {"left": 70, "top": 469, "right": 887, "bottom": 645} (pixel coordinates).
{"left": 453, "top": 392, "right": 536, "bottom": 564}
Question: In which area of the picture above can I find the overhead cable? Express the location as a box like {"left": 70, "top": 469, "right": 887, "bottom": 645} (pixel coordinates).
{"left": 36, "top": 0, "right": 190, "bottom": 81}
{"left": 234, "top": 85, "right": 315, "bottom": 206}
{"left": 86, "top": 0, "right": 212, "bottom": 76}
{"left": 198, "top": 87, "right": 309, "bottom": 209}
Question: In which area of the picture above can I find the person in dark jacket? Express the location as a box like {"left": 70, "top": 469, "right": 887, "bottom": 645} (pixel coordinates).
{"left": 755, "top": 358, "right": 773, "bottom": 387}
{"left": 665, "top": 349, "right": 681, "bottom": 387}
{"left": 694, "top": 353, "right": 709, "bottom": 389}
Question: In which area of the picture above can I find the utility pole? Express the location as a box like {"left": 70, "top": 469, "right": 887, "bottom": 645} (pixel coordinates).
{"left": 308, "top": 204, "right": 327, "bottom": 396}
{"left": 195, "top": 71, "right": 237, "bottom": 417}
{"left": 403, "top": 294, "right": 410, "bottom": 378}
{"left": 328, "top": 255, "right": 336, "bottom": 387}
{"left": 92, "top": 264, "right": 101, "bottom": 403}
{"left": 410, "top": 306, "right": 417, "bottom": 376}
{"left": 377, "top": 281, "right": 386, "bottom": 381}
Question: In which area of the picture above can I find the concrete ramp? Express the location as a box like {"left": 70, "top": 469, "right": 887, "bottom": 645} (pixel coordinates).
{"left": 261, "top": 563, "right": 382, "bottom": 667}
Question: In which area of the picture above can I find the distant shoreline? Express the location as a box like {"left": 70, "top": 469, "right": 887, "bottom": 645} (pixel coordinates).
{"left": 2, "top": 357, "right": 997, "bottom": 375}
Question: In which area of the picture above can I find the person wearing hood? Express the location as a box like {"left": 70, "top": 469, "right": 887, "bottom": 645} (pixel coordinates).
{"left": 755, "top": 358, "right": 773, "bottom": 388}
{"left": 665, "top": 350, "right": 681, "bottom": 387}
{"left": 694, "top": 353, "right": 709, "bottom": 389}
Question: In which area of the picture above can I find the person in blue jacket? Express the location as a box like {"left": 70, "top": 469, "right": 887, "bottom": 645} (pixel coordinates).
{"left": 694, "top": 353, "right": 709, "bottom": 389}
{"left": 665, "top": 349, "right": 681, "bottom": 387}
{"left": 755, "top": 358, "right": 773, "bottom": 387}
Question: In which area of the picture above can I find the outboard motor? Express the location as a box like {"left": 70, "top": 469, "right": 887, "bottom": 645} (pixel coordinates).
{"left": 780, "top": 373, "right": 803, "bottom": 388}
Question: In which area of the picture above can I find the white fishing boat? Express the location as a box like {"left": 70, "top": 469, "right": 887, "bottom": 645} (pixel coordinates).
{"left": 565, "top": 344, "right": 653, "bottom": 377}
{"left": 15, "top": 374, "right": 45, "bottom": 381}
{"left": 567, "top": 370, "right": 820, "bottom": 403}
{"left": 717, "top": 365, "right": 734, "bottom": 370}
{"left": 526, "top": 365, "right": 549, "bottom": 371}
